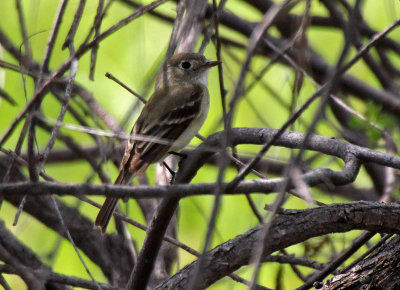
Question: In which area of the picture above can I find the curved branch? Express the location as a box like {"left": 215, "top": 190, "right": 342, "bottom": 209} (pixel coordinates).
{"left": 156, "top": 201, "right": 400, "bottom": 289}
{"left": 5, "top": 125, "right": 400, "bottom": 198}
{"left": 176, "top": 128, "right": 400, "bottom": 183}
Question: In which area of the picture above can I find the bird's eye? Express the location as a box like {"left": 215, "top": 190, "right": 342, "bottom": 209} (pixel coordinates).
{"left": 180, "top": 61, "right": 191, "bottom": 69}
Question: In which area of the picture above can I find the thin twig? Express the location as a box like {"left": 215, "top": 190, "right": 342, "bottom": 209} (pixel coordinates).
{"left": 89, "top": 0, "right": 105, "bottom": 80}
{"left": 15, "top": 0, "right": 31, "bottom": 59}
{"left": 38, "top": 45, "right": 79, "bottom": 172}
{"left": 50, "top": 196, "right": 102, "bottom": 290}
{"left": 62, "top": 0, "right": 87, "bottom": 49}
{"left": 105, "top": 72, "right": 147, "bottom": 103}
{"left": 297, "top": 231, "right": 376, "bottom": 290}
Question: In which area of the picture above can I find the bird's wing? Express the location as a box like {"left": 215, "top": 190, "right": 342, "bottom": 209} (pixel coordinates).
{"left": 119, "top": 84, "right": 205, "bottom": 175}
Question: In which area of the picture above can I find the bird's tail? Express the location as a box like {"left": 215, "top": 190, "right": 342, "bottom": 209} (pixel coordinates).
{"left": 95, "top": 197, "right": 119, "bottom": 234}
{"left": 95, "top": 171, "right": 132, "bottom": 234}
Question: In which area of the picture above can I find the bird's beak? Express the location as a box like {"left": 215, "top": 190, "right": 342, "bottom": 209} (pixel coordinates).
{"left": 200, "top": 60, "right": 221, "bottom": 70}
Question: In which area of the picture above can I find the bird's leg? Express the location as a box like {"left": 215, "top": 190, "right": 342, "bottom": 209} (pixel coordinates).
{"left": 168, "top": 151, "right": 187, "bottom": 169}
{"left": 162, "top": 161, "right": 176, "bottom": 184}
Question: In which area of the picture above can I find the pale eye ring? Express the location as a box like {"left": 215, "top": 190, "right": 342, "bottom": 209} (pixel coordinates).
{"left": 180, "top": 61, "right": 191, "bottom": 69}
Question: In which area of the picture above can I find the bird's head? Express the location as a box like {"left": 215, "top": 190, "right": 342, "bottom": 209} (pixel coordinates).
{"left": 156, "top": 52, "right": 220, "bottom": 89}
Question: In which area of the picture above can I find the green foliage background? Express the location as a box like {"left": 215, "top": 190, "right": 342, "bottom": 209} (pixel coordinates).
{"left": 0, "top": 0, "right": 399, "bottom": 289}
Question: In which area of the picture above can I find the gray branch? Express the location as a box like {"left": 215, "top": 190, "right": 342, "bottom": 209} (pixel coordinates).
{"left": 156, "top": 201, "right": 400, "bottom": 289}
{"left": 1, "top": 128, "right": 399, "bottom": 199}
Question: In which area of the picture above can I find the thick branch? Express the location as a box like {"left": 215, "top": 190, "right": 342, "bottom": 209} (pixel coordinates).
{"left": 322, "top": 236, "right": 400, "bottom": 289}
{"left": 156, "top": 201, "right": 400, "bottom": 289}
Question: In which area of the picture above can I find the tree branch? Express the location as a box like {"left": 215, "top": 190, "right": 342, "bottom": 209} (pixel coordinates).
{"left": 156, "top": 201, "right": 400, "bottom": 289}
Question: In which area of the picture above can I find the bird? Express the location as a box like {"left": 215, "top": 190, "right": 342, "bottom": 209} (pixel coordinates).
{"left": 95, "top": 52, "right": 220, "bottom": 233}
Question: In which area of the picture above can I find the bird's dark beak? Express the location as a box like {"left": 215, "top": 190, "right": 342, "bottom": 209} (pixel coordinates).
{"left": 200, "top": 60, "right": 221, "bottom": 70}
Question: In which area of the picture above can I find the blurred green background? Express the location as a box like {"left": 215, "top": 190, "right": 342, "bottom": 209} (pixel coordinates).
{"left": 0, "top": 0, "right": 400, "bottom": 289}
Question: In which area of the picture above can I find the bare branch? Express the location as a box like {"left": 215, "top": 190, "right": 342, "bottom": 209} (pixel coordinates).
{"left": 156, "top": 201, "right": 400, "bottom": 289}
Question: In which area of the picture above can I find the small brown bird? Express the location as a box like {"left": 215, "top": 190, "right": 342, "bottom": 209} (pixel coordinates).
{"left": 95, "top": 52, "right": 219, "bottom": 233}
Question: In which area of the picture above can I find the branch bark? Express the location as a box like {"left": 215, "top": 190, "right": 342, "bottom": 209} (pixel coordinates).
{"left": 321, "top": 235, "right": 400, "bottom": 289}
{"left": 156, "top": 201, "right": 400, "bottom": 289}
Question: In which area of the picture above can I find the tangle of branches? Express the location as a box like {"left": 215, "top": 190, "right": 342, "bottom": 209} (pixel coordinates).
{"left": 0, "top": 1, "right": 400, "bottom": 289}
